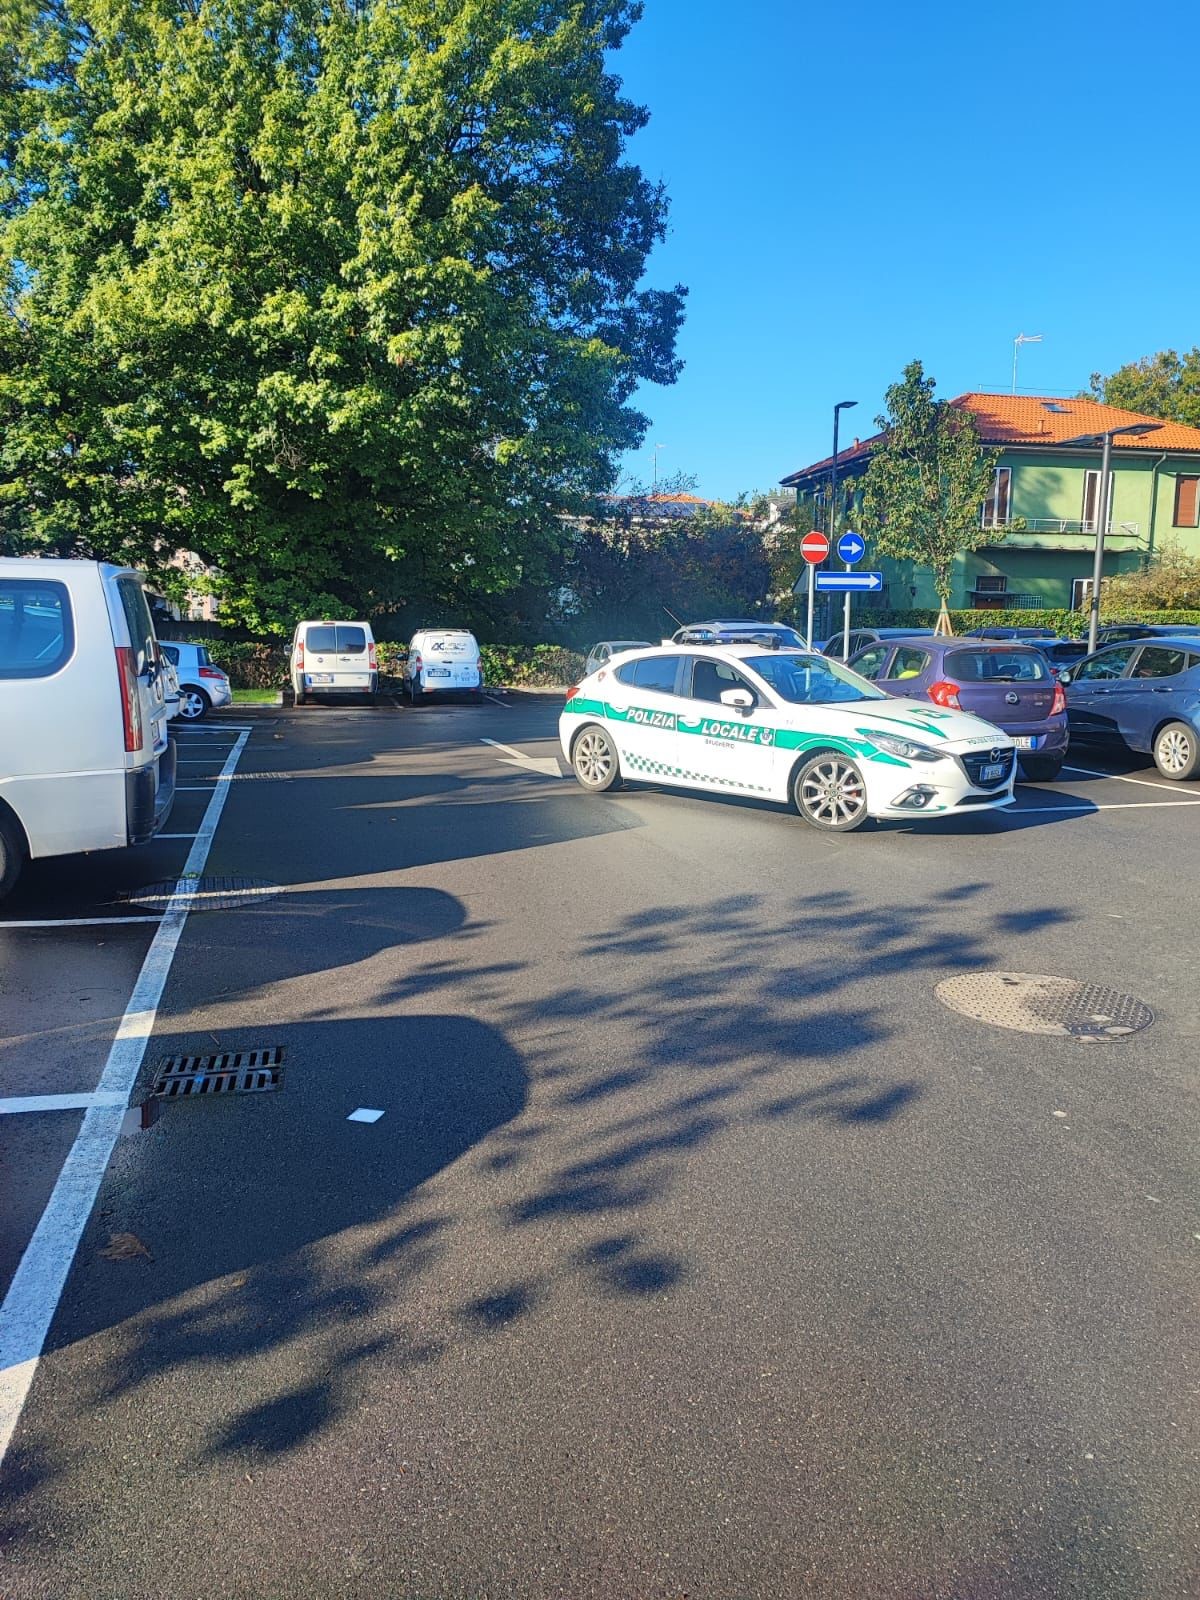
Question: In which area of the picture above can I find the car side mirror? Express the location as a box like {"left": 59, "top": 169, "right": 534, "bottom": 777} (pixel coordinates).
{"left": 1059, "top": 671, "right": 1072, "bottom": 685}
{"left": 720, "top": 688, "right": 755, "bottom": 713}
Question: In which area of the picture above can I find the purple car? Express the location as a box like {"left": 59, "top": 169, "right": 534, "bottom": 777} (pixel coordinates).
{"left": 848, "top": 635, "right": 1068, "bottom": 781}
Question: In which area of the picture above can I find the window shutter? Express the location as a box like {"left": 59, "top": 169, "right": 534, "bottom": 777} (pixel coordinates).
{"left": 1174, "top": 475, "right": 1200, "bottom": 528}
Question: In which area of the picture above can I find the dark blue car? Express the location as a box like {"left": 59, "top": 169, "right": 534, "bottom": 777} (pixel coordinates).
{"left": 1061, "top": 637, "right": 1200, "bottom": 779}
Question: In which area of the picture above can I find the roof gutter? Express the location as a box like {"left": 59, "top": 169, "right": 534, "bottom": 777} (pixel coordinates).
{"left": 1147, "top": 452, "right": 1168, "bottom": 562}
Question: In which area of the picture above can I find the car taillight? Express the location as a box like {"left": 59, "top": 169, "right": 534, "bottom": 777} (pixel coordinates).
{"left": 115, "top": 646, "right": 142, "bottom": 752}
{"left": 564, "top": 685, "right": 579, "bottom": 702}
{"left": 1050, "top": 682, "right": 1066, "bottom": 716}
{"left": 928, "top": 679, "right": 961, "bottom": 709}
{"left": 198, "top": 665, "right": 225, "bottom": 680}
{"left": 368, "top": 642, "right": 377, "bottom": 670}
{"left": 296, "top": 641, "right": 304, "bottom": 670}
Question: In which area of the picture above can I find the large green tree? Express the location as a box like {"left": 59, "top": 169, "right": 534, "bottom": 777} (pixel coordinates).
{"left": 856, "top": 360, "right": 998, "bottom": 609}
{"left": 0, "top": 0, "right": 685, "bottom": 629}
{"left": 1089, "top": 350, "right": 1200, "bottom": 428}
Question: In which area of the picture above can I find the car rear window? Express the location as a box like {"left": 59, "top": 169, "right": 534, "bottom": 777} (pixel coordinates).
{"left": 116, "top": 575, "right": 156, "bottom": 675}
{"left": 615, "top": 655, "right": 679, "bottom": 694}
{"left": 945, "top": 649, "right": 1048, "bottom": 683}
{"left": 305, "top": 625, "right": 366, "bottom": 654}
{"left": 0, "top": 578, "right": 74, "bottom": 678}
{"left": 197, "top": 646, "right": 211, "bottom": 666}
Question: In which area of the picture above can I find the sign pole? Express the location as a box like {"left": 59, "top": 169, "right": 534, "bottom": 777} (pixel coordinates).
{"left": 842, "top": 570, "right": 851, "bottom": 660}
{"left": 805, "top": 564, "right": 815, "bottom": 650}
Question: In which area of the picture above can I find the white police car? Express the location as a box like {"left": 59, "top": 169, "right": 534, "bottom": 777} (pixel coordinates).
{"left": 560, "top": 644, "right": 1016, "bottom": 832}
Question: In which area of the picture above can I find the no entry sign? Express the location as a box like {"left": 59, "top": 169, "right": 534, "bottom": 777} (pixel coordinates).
{"left": 801, "top": 530, "right": 830, "bottom": 565}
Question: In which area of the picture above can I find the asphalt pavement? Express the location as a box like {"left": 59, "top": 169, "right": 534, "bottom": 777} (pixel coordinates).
{"left": 1, "top": 696, "right": 1198, "bottom": 1599}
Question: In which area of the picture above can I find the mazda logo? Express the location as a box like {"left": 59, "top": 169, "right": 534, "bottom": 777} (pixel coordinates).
{"left": 1005, "top": 691, "right": 1019, "bottom": 705}
{"left": 990, "top": 748, "right": 1004, "bottom": 764}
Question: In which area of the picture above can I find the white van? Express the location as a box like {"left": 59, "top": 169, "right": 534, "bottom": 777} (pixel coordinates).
{"left": 290, "top": 619, "right": 378, "bottom": 704}
{"left": 404, "top": 630, "right": 482, "bottom": 701}
{"left": 0, "top": 558, "right": 177, "bottom": 899}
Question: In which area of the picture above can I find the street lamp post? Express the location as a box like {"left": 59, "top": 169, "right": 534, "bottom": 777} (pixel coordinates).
{"left": 830, "top": 399, "right": 857, "bottom": 655}
{"left": 1063, "top": 423, "right": 1162, "bottom": 652}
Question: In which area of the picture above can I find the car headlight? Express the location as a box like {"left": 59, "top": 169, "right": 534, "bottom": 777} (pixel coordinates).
{"left": 869, "top": 732, "right": 943, "bottom": 763}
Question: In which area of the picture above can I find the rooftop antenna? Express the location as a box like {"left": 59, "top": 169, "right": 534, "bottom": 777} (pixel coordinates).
{"left": 1012, "top": 333, "right": 1043, "bottom": 394}
{"left": 652, "top": 442, "right": 665, "bottom": 492}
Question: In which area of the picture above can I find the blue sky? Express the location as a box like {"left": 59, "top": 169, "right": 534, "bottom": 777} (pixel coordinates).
{"left": 613, "top": 0, "right": 1200, "bottom": 501}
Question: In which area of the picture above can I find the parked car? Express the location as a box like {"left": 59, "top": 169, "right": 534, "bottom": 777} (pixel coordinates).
{"left": 403, "top": 628, "right": 482, "bottom": 701}
{"left": 669, "top": 620, "right": 806, "bottom": 649}
{"left": 561, "top": 643, "right": 1017, "bottom": 831}
{"left": 584, "top": 639, "right": 653, "bottom": 677}
{"left": 963, "top": 625, "right": 1057, "bottom": 641}
{"left": 1096, "top": 623, "right": 1200, "bottom": 647}
{"left": 1060, "top": 637, "right": 1200, "bottom": 779}
{"left": 848, "top": 634, "right": 1068, "bottom": 781}
{"left": 1040, "top": 639, "right": 1089, "bottom": 672}
{"left": 290, "top": 619, "right": 378, "bottom": 704}
{"left": 0, "top": 558, "right": 176, "bottom": 899}
{"left": 821, "top": 626, "right": 932, "bottom": 662}
{"left": 161, "top": 641, "right": 232, "bottom": 721}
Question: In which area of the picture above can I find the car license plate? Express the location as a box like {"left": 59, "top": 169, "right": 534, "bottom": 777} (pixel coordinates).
{"left": 428, "top": 667, "right": 451, "bottom": 677}
{"left": 308, "top": 673, "right": 333, "bottom": 684}
{"left": 1012, "top": 736, "right": 1036, "bottom": 750}
{"left": 981, "top": 762, "right": 1006, "bottom": 781}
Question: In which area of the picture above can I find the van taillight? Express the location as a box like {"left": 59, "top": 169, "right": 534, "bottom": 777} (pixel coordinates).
{"left": 115, "top": 646, "right": 142, "bottom": 752}
{"left": 368, "top": 642, "right": 377, "bottom": 670}
{"left": 296, "top": 641, "right": 304, "bottom": 670}
{"left": 928, "top": 679, "right": 961, "bottom": 709}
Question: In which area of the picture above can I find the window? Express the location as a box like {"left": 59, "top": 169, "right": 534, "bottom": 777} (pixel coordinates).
{"left": 889, "top": 648, "right": 931, "bottom": 680}
{"left": 1073, "top": 646, "right": 1136, "bottom": 682}
{"left": 0, "top": 579, "right": 74, "bottom": 679}
{"left": 161, "top": 644, "right": 180, "bottom": 666}
{"left": 1173, "top": 475, "right": 1200, "bottom": 528}
{"left": 974, "top": 574, "right": 1007, "bottom": 594}
{"left": 745, "top": 653, "right": 887, "bottom": 705}
{"left": 982, "top": 467, "right": 1011, "bottom": 529}
{"left": 1131, "top": 646, "right": 1189, "bottom": 679}
{"left": 945, "top": 649, "right": 1047, "bottom": 683}
{"left": 686, "top": 657, "right": 757, "bottom": 705}
{"left": 1081, "top": 471, "right": 1113, "bottom": 534}
{"left": 306, "top": 625, "right": 366, "bottom": 654}
{"left": 116, "top": 576, "right": 156, "bottom": 676}
{"left": 615, "top": 654, "right": 679, "bottom": 695}
{"left": 851, "top": 645, "right": 889, "bottom": 680}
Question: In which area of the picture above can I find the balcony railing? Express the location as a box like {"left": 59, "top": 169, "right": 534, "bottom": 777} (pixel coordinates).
{"left": 982, "top": 517, "right": 1140, "bottom": 538}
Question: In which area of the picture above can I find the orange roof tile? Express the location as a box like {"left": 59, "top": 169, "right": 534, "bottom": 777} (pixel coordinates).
{"left": 782, "top": 392, "right": 1200, "bottom": 486}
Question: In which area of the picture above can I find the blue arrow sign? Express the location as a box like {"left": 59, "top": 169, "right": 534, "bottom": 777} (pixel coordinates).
{"left": 815, "top": 571, "right": 883, "bottom": 593}
{"left": 837, "top": 531, "right": 866, "bottom": 564}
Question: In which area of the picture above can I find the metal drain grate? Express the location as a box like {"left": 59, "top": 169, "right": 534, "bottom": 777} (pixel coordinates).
{"left": 935, "top": 972, "right": 1153, "bottom": 1042}
{"left": 125, "top": 876, "right": 282, "bottom": 912}
{"left": 151, "top": 1046, "right": 284, "bottom": 1098}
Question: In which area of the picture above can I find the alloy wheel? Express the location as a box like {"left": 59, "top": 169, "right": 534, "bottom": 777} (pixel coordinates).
{"left": 575, "top": 729, "right": 615, "bottom": 787}
{"left": 1157, "top": 726, "right": 1193, "bottom": 776}
{"left": 798, "top": 757, "right": 867, "bottom": 828}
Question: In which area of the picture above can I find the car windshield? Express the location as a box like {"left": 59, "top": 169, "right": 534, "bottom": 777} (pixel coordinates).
{"left": 944, "top": 649, "right": 1048, "bottom": 683}
{"left": 746, "top": 652, "right": 888, "bottom": 704}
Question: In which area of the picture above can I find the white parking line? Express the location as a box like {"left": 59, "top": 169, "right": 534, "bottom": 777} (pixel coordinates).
{"left": 176, "top": 786, "right": 215, "bottom": 792}
{"left": 1016, "top": 799, "right": 1200, "bottom": 814}
{"left": 0, "top": 1092, "right": 127, "bottom": 1116}
{"left": 156, "top": 833, "right": 198, "bottom": 840}
{"left": 1062, "top": 764, "right": 1200, "bottom": 798}
{"left": 0, "top": 728, "right": 250, "bottom": 1466}
{"left": 483, "top": 693, "right": 511, "bottom": 708}
{"left": 0, "top": 916, "right": 162, "bottom": 929}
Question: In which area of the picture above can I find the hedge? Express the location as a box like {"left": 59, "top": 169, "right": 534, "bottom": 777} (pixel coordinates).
{"left": 183, "top": 637, "right": 586, "bottom": 689}
{"left": 847, "top": 607, "right": 1200, "bottom": 637}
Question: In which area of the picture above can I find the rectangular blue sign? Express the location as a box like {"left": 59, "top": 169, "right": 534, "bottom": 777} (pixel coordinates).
{"left": 814, "top": 571, "right": 883, "bottom": 593}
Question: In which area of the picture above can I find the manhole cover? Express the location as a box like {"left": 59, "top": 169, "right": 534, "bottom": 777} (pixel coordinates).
{"left": 935, "top": 972, "right": 1153, "bottom": 1042}
{"left": 151, "top": 1046, "right": 283, "bottom": 1099}
{"left": 125, "top": 876, "right": 282, "bottom": 912}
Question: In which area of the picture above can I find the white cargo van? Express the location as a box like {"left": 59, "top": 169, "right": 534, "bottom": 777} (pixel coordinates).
{"left": 0, "top": 558, "right": 177, "bottom": 899}
{"left": 290, "top": 619, "right": 378, "bottom": 704}
{"left": 404, "top": 630, "right": 482, "bottom": 701}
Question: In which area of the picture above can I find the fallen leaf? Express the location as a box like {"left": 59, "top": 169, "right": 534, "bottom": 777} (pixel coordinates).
{"left": 100, "top": 1232, "right": 153, "bottom": 1262}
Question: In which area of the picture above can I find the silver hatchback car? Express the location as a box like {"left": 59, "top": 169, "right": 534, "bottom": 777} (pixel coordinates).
{"left": 1062, "top": 636, "right": 1200, "bottom": 779}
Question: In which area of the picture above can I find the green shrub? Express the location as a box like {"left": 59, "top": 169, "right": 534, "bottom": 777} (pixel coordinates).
{"left": 479, "top": 643, "right": 585, "bottom": 686}
{"left": 852, "top": 607, "right": 1200, "bottom": 638}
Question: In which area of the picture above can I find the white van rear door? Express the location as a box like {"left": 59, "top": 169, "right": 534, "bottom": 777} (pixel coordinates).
{"left": 113, "top": 574, "right": 168, "bottom": 757}
{"left": 421, "top": 633, "right": 479, "bottom": 688}
{"left": 303, "top": 624, "right": 372, "bottom": 687}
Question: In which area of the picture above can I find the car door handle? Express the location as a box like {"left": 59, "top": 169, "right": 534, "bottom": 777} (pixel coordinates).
{"left": 1151, "top": 686, "right": 1172, "bottom": 693}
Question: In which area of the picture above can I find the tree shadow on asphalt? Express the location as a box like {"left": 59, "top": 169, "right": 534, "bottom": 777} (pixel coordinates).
{"left": 1, "top": 880, "right": 1076, "bottom": 1560}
